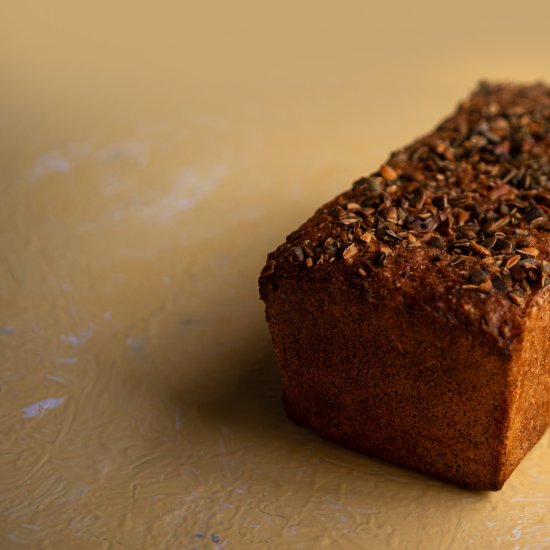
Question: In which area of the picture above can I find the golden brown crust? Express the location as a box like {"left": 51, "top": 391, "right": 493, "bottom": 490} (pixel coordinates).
{"left": 260, "top": 82, "right": 550, "bottom": 350}
{"left": 260, "top": 82, "right": 550, "bottom": 490}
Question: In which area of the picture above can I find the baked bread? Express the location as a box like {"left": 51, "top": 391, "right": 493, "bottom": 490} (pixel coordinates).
{"left": 259, "top": 82, "right": 550, "bottom": 490}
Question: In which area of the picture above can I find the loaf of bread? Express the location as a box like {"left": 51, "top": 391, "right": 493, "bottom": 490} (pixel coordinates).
{"left": 259, "top": 82, "right": 550, "bottom": 490}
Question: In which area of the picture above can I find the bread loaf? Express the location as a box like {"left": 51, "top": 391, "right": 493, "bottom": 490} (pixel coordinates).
{"left": 259, "top": 82, "right": 550, "bottom": 490}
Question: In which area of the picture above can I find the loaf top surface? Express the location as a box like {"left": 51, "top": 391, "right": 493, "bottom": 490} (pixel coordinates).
{"left": 260, "top": 82, "right": 550, "bottom": 349}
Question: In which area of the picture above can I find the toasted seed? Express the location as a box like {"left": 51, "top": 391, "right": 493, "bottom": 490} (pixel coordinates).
{"left": 493, "top": 238, "right": 512, "bottom": 252}
{"left": 455, "top": 209, "right": 470, "bottom": 225}
{"left": 373, "top": 252, "right": 387, "bottom": 267}
{"left": 506, "top": 255, "right": 521, "bottom": 268}
{"left": 470, "top": 242, "right": 492, "bottom": 256}
{"left": 380, "top": 164, "right": 398, "bottom": 181}
{"left": 523, "top": 205, "right": 545, "bottom": 222}
{"left": 385, "top": 206, "right": 398, "bottom": 223}
{"left": 488, "top": 185, "right": 511, "bottom": 200}
{"left": 340, "top": 216, "right": 360, "bottom": 225}
{"left": 517, "top": 247, "right": 539, "bottom": 257}
{"left": 482, "top": 236, "right": 498, "bottom": 249}
{"left": 486, "top": 215, "right": 510, "bottom": 233}
{"left": 410, "top": 189, "right": 427, "bottom": 209}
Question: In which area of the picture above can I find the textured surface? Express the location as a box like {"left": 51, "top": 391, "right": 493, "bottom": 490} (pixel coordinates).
{"left": 1, "top": 1, "right": 550, "bottom": 548}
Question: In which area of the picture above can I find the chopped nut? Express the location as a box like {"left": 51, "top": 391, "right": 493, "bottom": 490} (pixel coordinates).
{"left": 360, "top": 231, "right": 373, "bottom": 243}
{"left": 342, "top": 243, "right": 358, "bottom": 263}
{"left": 291, "top": 247, "right": 304, "bottom": 262}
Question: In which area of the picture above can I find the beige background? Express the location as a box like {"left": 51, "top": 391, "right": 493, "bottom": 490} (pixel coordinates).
{"left": 1, "top": 1, "right": 549, "bottom": 548}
